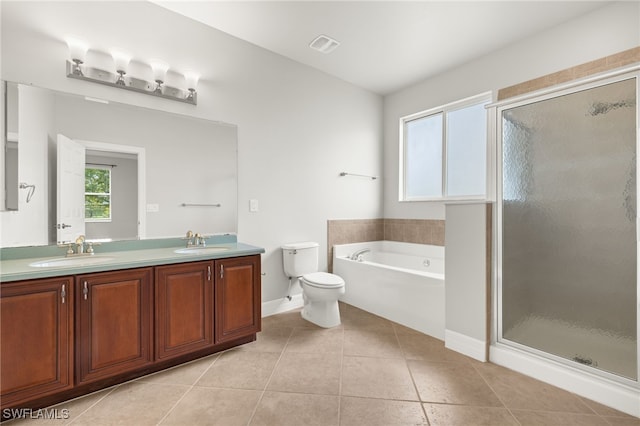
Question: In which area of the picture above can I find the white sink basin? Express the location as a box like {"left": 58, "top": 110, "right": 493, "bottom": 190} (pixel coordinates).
{"left": 29, "top": 255, "right": 116, "bottom": 268}
{"left": 174, "top": 247, "right": 230, "bottom": 255}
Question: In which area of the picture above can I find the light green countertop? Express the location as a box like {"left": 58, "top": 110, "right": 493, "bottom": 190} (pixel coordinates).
{"left": 1, "top": 241, "right": 264, "bottom": 283}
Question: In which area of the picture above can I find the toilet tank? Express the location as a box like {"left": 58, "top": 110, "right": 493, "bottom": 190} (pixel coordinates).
{"left": 281, "top": 242, "right": 319, "bottom": 277}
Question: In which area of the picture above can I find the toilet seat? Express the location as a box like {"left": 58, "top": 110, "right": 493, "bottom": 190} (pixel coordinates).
{"left": 301, "top": 272, "right": 345, "bottom": 288}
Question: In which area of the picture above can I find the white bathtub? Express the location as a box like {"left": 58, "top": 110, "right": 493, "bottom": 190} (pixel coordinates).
{"left": 333, "top": 241, "right": 445, "bottom": 339}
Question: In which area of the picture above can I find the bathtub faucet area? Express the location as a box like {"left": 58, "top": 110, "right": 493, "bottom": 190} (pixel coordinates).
{"left": 349, "top": 248, "right": 371, "bottom": 261}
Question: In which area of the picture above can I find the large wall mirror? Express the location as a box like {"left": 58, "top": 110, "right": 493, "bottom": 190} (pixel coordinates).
{"left": 1, "top": 81, "right": 238, "bottom": 248}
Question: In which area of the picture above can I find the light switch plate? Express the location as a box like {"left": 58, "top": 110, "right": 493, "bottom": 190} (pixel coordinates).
{"left": 146, "top": 203, "right": 159, "bottom": 213}
{"left": 249, "top": 199, "right": 259, "bottom": 212}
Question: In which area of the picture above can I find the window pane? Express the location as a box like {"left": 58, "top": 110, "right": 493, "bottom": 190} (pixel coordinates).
{"left": 85, "top": 195, "right": 110, "bottom": 219}
{"left": 85, "top": 167, "right": 111, "bottom": 221}
{"left": 446, "top": 102, "right": 487, "bottom": 196}
{"left": 405, "top": 113, "right": 443, "bottom": 198}
{"left": 85, "top": 168, "right": 110, "bottom": 193}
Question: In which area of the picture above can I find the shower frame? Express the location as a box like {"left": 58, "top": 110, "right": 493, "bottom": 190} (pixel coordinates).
{"left": 489, "top": 65, "right": 640, "bottom": 417}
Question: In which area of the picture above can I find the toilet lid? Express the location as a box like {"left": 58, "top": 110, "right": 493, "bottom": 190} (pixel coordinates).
{"left": 302, "top": 272, "right": 345, "bottom": 288}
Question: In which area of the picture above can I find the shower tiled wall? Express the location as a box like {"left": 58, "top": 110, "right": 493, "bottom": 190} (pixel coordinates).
{"left": 327, "top": 218, "right": 445, "bottom": 272}
{"left": 497, "top": 46, "right": 640, "bottom": 100}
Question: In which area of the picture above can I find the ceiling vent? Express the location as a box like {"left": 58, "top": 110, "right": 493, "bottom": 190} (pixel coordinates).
{"left": 309, "top": 35, "right": 340, "bottom": 54}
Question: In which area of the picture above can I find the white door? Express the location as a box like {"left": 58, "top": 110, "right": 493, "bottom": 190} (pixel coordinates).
{"left": 57, "top": 134, "right": 85, "bottom": 244}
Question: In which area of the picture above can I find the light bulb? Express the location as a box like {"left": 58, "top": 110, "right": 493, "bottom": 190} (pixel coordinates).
{"left": 111, "top": 50, "right": 131, "bottom": 74}
{"left": 66, "top": 37, "right": 89, "bottom": 64}
{"left": 150, "top": 60, "right": 169, "bottom": 84}
{"left": 184, "top": 71, "right": 200, "bottom": 91}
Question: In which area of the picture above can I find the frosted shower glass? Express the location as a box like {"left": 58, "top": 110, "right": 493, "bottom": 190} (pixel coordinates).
{"left": 501, "top": 78, "right": 637, "bottom": 380}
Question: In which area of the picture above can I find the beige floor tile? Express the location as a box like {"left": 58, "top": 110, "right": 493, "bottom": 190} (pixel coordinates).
{"left": 392, "top": 322, "right": 425, "bottom": 335}
{"left": 473, "top": 362, "right": 593, "bottom": 413}
{"left": 424, "top": 404, "right": 519, "bottom": 426}
{"left": 510, "top": 409, "right": 610, "bottom": 426}
{"left": 267, "top": 351, "right": 341, "bottom": 395}
{"left": 159, "top": 387, "right": 261, "bottom": 426}
{"left": 579, "top": 396, "right": 638, "bottom": 418}
{"left": 195, "top": 350, "right": 280, "bottom": 390}
{"left": 408, "top": 360, "right": 503, "bottom": 406}
{"left": 136, "top": 354, "right": 217, "bottom": 386}
{"left": 602, "top": 416, "right": 640, "bottom": 426}
{"left": 250, "top": 391, "right": 339, "bottom": 426}
{"left": 235, "top": 326, "right": 293, "bottom": 353}
{"left": 261, "top": 309, "right": 320, "bottom": 329}
{"left": 285, "top": 327, "right": 344, "bottom": 354}
{"left": 70, "top": 382, "right": 189, "bottom": 426}
{"left": 343, "top": 329, "right": 403, "bottom": 359}
{"left": 3, "top": 388, "right": 114, "bottom": 425}
{"left": 340, "top": 396, "right": 427, "bottom": 426}
{"left": 341, "top": 356, "right": 418, "bottom": 401}
{"left": 397, "top": 333, "right": 471, "bottom": 363}
{"left": 340, "top": 306, "right": 395, "bottom": 332}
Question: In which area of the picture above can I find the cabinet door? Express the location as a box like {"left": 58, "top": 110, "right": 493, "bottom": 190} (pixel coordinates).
{"left": 1, "top": 277, "right": 73, "bottom": 408}
{"left": 76, "top": 268, "right": 153, "bottom": 385}
{"left": 155, "top": 261, "right": 214, "bottom": 360}
{"left": 215, "top": 255, "right": 261, "bottom": 344}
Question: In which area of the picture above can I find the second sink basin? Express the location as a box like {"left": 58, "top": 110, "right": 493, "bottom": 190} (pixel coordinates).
{"left": 29, "top": 255, "right": 116, "bottom": 268}
{"left": 174, "top": 247, "right": 230, "bottom": 255}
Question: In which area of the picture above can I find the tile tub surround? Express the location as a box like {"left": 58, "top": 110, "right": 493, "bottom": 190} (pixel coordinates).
{"left": 327, "top": 218, "right": 445, "bottom": 272}
{"left": 6, "top": 302, "right": 637, "bottom": 425}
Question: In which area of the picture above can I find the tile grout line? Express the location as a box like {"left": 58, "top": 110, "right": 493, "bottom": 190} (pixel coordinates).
{"left": 469, "top": 362, "right": 523, "bottom": 426}
{"left": 392, "top": 322, "right": 431, "bottom": 426}
{"left": 337, "top": 322, "right": 345, "bottom": 425}
{"left": 244, "top": 326, "right": 295, "bottom": 426}
{"left": 155, "top": 354, "right": 221, "bottom": 425}
{"left": 65, "top": 383, "right": 120, "bottom": 425}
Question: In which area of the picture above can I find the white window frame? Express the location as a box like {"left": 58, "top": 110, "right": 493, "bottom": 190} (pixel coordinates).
{"left": 85, "top": 165, "right": 112, "bottom": 223}
{"left": 399, "top": 92, "right": 492, "bottom": 202}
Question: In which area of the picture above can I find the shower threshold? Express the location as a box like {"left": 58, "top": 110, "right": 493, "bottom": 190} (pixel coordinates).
{"left": 503, "top": 315, "right": 636, "bottom": 381}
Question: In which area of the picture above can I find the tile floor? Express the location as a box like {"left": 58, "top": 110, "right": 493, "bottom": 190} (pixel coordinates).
{"left": 5, "top": 302, "right": 639, "bottom": 426}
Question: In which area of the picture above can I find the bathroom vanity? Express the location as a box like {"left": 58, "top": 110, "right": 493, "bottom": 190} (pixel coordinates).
{"left": 0, "top": 240, "right": 263, "bottom": 415}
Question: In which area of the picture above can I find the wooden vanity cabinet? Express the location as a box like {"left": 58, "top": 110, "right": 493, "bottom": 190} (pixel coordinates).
{"left": 215, "top": 255, "right": 261, "bottom": 343}
{"left": 0, "top": 253, "right": 261, "bottom": 412}
{"left": 0, "top": 277, "right": 74, "bottom": 408}
{"left": 155, "top": 261, "right": 215, "bottom": 360}
{"left": 75, "top": 268, "right": 154, "bottom": 385}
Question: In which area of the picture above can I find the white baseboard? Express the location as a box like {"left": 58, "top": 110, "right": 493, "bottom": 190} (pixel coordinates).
{"left": 491, "top": 343, "right": 640, "bottom": 417}
{"left": 445, "top": 329, "right": 487, "bottom": 362}
{"left": 262, "top": 294, "right": 304, "bottom": 317}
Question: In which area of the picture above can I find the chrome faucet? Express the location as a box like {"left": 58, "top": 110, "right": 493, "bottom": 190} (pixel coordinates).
{"left": 185, "top": 230, "right": 207, "bottom": 248}
{"left": 195, "top": 233, "right": 207, "bottom": 247}
{"left": 61, "top": 235, "right": 98, "bottom": 257}
{"left": 349, "top": 248, "right": 371, "bottom": 261}
{"left": 75, "top": 235, "right": 85, "bottom": 254}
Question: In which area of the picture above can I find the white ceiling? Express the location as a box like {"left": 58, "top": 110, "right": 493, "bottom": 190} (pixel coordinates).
{"left": 152, "top": 1, "right": 611, "bottom": 95}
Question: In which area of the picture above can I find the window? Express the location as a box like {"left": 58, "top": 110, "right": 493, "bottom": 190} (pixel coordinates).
{"left": 85, "top": 166, "right": 111, "bottom": 221}
{"left": 401, "top": 93, "right": 490, "bottom": 201}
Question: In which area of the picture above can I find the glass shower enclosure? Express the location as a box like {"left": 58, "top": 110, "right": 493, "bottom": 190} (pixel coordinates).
{"left": 497, "top": 72, "right": 638, "bottom": 382}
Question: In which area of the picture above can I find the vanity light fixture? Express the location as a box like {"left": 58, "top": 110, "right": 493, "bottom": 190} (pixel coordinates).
{"left": 65, "top": 39, "right": 198, "bottom": 105}
{"left": 66, "top": 37, "right": 89, "bottom": 76}
{"left": 111, "top": 50, "right": 131, "bottom": 86}
{"left": 184, "top": 71, "right": 200, "bottom": 102}
{"left": 150, "top": 60, "right": 169, "bottom": 94}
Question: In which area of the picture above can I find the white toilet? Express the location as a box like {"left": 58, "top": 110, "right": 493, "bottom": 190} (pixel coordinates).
{"left": 281, "top": 242, "right": 345, "bottom": 328}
